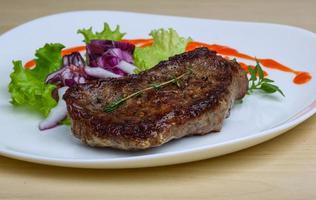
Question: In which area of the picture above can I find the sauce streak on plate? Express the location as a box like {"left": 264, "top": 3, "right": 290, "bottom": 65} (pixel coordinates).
{"left": 187, "top": 41, "right": 312, "bottom": 85}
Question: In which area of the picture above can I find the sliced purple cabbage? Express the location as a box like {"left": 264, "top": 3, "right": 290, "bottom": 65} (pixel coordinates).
{"left": 41, "top": 45, "right": 135, "bottom": 131}
{"left": 86, "top": 40, "right": 135, "bottom": 75}
{"left": 46, "top": 52, "right": 88, "bottom": 87}
{"left": 63, "top": 51, "right": 85, "bottom": 67}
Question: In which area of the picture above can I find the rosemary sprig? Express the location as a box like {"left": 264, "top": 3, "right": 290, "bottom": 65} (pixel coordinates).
{"left": 247, "top": 60, "right": 285, "bottom": 96}
{"left": 104, "top": 68, "right": 193, "bottom": 112}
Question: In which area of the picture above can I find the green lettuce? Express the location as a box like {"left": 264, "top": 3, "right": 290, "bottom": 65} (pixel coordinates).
{"left": 77, "top": 22, "right": 126, "bottom": 43}
{"left": 8, "top": 43, "right": 65, "bottom": 116}
{"left": 134, "top": 28, "right": 191, "bottom": 71}
{"left": 31, "top": 43, "right": 65, "bottom": 81}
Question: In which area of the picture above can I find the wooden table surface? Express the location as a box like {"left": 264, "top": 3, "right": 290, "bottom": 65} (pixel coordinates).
{"left": 1, "top": 0, "right": 316, "bottom": 199}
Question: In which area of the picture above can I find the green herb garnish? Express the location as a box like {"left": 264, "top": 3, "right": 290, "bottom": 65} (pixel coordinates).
{"left": 104, "top": 69, "right": 193, "bottom": 112}
{"left": 247, "top": 60, "right": 285, "bottom": 96}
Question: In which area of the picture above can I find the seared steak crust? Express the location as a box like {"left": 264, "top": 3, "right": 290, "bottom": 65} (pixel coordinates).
{"left": 63, "top": 48, "right": 248, "bottom": 150}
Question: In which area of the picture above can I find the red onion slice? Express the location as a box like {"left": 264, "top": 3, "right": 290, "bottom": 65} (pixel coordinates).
{"left": 46, "top": 52, "right": 88, "bottom": 87}
{"left": 116, "top": 60, "right": 136, "bottom": 74}
{"left": 84, "top": 66, "right": 122, "bottom": 78}
{"left": 39, "top": 86, "right": 69, "bottom": 131}
{"left": 45, "top": 67, "right": 67, "bottom": 84}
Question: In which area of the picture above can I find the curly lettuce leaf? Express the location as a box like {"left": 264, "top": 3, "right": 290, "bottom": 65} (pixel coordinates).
{"left": 134, "top": 28, "right": 191, "bottom": 71}
{"left": 77, "top": 23, "right": 126, "bottom": 43}
{"left": 31, "top": 43, "right": 65, "bottom": 81}
{"left": 8, "top": 61, "right": 57, "bottom": 116}
{"left": 8, "top": 43, "right": 65, "bottom": 116}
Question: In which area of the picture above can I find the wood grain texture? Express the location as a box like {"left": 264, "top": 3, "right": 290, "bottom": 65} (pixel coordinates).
{"left": 1, "top": 0, "right": 316, "bottom": 199}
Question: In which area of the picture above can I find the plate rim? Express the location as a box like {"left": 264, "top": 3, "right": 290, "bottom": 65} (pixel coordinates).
{"left": 0, "top": 104, "right": 314, "bottom": 168}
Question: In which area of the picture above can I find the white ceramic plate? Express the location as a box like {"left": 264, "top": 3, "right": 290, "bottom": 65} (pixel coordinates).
{"left": 1, "top": 11, "right": 316, "bottom": 168}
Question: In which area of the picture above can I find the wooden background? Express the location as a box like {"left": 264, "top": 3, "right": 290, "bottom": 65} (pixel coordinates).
{"left": 1, "top": 0, "right": 316, "bottom": 199}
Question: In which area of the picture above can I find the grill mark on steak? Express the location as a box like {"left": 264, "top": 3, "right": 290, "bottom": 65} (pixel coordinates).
{"left": 63, "top": 48, "right": 248, "bottom": 150}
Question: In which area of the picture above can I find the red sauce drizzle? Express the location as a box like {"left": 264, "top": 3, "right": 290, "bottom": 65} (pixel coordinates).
{"left": 24, "top": 60, "right": 36, "bottom": 69}
{"left": 61, "top": 45, "right": 85, "bottom": 56}
{"left": 121, "top": 39, "right": 153, "bottom": 47}
{"left": 23, "top": 39, "right": 312, "bottom": 85}
{"left": 293, "top": 72, "right": 312, "bottom": 84}
{"left": 186, "top": 41, "right": 312, "bottom": 85}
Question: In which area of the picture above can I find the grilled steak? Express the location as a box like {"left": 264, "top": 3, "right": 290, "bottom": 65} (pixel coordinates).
{"left": 63, "top": 48, "right": 248, "bottom": 150}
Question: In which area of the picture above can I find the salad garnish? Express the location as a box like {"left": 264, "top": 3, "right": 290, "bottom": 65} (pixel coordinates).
{"left": 77, "top": 22, "right": 125, "bottom": 43}
{"left": 86, "top": 40, "right": 135, "bottom": 76}
{"left": 134, "top": 28, "right": 191, "bottom": 71}
{"left": 8, "top": 43, "right": 64, "bottom": 116}
{"left": 39, "top": 86, "right": 69, "bottom": 130}
{"left": 46, "top": 52, "right": 87, "bottom": 87}
{"left": 247, "top": 60, "right": 285, "bottom": 96}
